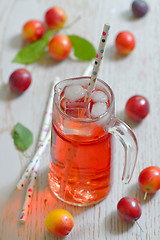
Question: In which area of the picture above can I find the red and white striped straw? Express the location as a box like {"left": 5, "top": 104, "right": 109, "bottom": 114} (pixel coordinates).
{"left": 85, "top": 23, "right": 110, "bottom": 102}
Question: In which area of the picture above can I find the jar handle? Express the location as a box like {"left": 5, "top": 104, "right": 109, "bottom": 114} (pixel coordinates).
{"left": 108, "top": 118, "right": 138, "bottom": 183}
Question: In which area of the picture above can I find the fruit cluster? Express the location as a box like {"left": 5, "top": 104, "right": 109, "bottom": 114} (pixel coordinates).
{"left": 22, "top": 6, "right": 71, "bottom": 61}
{"left": 9, "top": 6, "right": 73, "bottom": 93}
{"left": 9, "top": 1, "right": 150, "bottom": 97}
{"left": 9, "top": 6, "right": 97, "bottom": 93}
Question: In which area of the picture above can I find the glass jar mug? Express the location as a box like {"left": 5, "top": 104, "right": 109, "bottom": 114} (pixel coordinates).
{"left": 48, "top": 77, "right": 138, "bottom": 206}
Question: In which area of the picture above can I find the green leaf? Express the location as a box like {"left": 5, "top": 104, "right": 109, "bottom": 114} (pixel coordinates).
{"left": 13, "top": 122, "right": 33, "bottom": 151}
{"left": 12, "top": 30, "right": 56, "bottom": 64}
{"left": 68, "top": 35, "right": 96, "bottom": 61}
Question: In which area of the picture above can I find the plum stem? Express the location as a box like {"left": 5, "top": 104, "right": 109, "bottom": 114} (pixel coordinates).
{"left": 136, "top": 221, "right": 143, "bottom": 232}
{"left": 144, "top": 192, "right": 148, "bottom": 200}
{"left": 63, "top": 16, "right": 81, "bottom": 30}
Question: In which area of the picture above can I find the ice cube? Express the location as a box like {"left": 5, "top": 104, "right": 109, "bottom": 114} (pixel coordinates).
{"left": 64, "top": 85, "right": 85, "bottom": 101}
{"left": 91, "top": 90, "right": 108, "bottom": 103}
{"left": 91, "top": 102, "right": 107, "bottom": 118}
{"left": 65, "top": 102, "right": 90, "bottom": 118}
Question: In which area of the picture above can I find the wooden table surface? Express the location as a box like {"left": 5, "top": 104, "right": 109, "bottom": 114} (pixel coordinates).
{"left": 0, "top": 0, "right": 160, "bottom": 239}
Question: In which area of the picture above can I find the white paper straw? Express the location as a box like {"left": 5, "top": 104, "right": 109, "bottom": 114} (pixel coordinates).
{"left": 19, "top": 160, "right": 39, "bottom": 223}
{"left": 18, "top": 77, "right": 61, "bottom": 223}
{"left": 16, "top": 76, "right": 60, "bottom": 191}
{"left": 23, "top": 77, "right": 60, "bottom": 158}
{"left": 85, "top": 23, "right": 110, "bottom": 101}
{"left": 38, "top": 76, "right": 60, "bottom": 146}
{"left": 16, "top": 129, "right": 51, "bottom": 190}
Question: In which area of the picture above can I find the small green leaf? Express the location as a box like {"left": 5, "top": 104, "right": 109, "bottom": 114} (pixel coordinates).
{"left": 13, "top": 30, "right": 56, "bottom": 64}
{"left": 13, "top": 122, "right": 33, "bottom": 151}
{"left": 68, "top": 35, "right": 96, "bottom": 61}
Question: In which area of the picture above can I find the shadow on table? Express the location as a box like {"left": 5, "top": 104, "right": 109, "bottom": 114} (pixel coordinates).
{"left": 104, "top": 182, "right": 155, "bottom": 236}
{"left": 123, "top": 181, "right": 156, "bottom": 205}
{"left": 104, "top": 45, "right": 128, "bottom": 62}
{"left": 119, "top": 9, "right": 138, "bottom": 22}
{"left": 116, "top": 110, "right": 141, "bottom": 129}
{"left": 9, "top": 33, "right": 62, "bottom": 68}
{"left": 105, "top": 209, "right": 133, "bottom": 234}
{"left": 0, "top": 83, "right": 23, "bottom": 101}
{"left": 35, "top": 52, "right": 61, "bottom": 69}
{"left": 9, "top": 33, "right": 24, "bottom": 50}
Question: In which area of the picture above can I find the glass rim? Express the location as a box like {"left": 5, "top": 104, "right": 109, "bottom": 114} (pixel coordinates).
{"left": 54, "top": 76, "right": 115, "bottom": 123}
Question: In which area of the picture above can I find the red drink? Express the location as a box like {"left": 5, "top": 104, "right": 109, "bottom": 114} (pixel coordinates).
{"left": 49, "top": 121, "right": 112, "bottom": 206}
{"left": 49, "top": 77, "right": 113, "bottom": 206}
{"left": 48, "top": 77, "right": 138, "bottom": 206}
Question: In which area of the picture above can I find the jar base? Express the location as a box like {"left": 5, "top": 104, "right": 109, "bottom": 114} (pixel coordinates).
{"left": 48, "top": 179, "right": 111, "bottom": 207}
